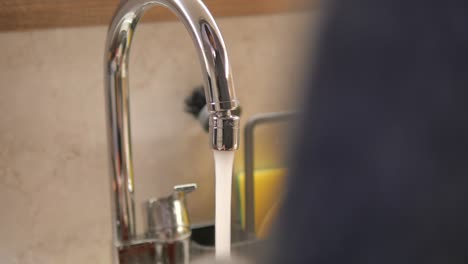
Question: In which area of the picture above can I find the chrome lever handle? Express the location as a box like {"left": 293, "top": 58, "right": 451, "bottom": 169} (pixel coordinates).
{"left": 174, "top": 183, "right": 197, "bottom": 194}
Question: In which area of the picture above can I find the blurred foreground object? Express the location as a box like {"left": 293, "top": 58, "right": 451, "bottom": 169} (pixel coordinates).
{"left": 271, "top": 0, "right": 468, "bottom": 263}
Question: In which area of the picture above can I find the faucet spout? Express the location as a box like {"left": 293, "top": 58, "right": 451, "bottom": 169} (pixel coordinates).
{"left": 104, "top": 0, "right": 240, "bottom": 255}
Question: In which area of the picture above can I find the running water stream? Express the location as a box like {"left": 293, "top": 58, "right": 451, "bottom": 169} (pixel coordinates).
{"left": 213, "top": 150, "right": 235, "bottom": 259}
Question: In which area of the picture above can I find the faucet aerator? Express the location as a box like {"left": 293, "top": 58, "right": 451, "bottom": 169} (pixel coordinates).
{"left": 209, "top": 113, "right": 240, "bottom": 151}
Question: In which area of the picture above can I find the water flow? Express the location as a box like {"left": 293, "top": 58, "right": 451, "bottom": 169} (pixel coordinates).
{"left": 213, "top": 150, "right": 235, "bottom": 259}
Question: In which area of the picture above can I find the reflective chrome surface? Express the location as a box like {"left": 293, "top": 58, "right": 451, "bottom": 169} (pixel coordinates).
{"left": 145, "top": 184, "right": 197, "bottom": 241}
{"left": 104, "top": 0, "right": 240, "bottom": 263}
{"left": 209, "top": 113, "right": 240, "bottom": 151}
{"left": 117, "top": 239, "right": 190, "bottom": 264}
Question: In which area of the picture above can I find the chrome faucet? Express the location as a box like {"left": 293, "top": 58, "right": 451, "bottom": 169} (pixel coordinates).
{"left": 104, "top": 0, "right": 240, "bottom": 263}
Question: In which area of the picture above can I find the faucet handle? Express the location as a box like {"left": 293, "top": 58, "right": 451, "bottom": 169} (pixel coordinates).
{"left": 174, "top": 183, "right": 197, "bottom": 194}
{"left": 145, "top": 183, "right": 197, "bottom": 240}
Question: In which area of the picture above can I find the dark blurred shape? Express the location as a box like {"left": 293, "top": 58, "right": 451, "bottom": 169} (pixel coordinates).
{"left": 191, "top": 225, "right": 216, "bottom": 246}
{"left": 271, "top": 0, "right": 468, "bottom": 263}
{"left": 185, "top": 86, "right": 242, "bottom": 132}
{"left": 185, "top": 86, "right": 208, "bottom": 118}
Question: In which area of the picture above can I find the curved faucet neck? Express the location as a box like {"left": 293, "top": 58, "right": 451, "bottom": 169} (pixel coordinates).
{"left": 106, "top": 0, "right": 239, "bottom": 112}
{"left": 104, "top": 0, "right": 239, "bottom": 248}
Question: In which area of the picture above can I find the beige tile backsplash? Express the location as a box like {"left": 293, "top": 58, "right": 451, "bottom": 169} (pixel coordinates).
{"left": 0, "top": 13, "right": 312, "bottom": 263}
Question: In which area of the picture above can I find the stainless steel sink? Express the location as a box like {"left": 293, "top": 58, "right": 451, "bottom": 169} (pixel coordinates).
{"left": 190, "top": 223, "right": 266, "bottom": 262}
